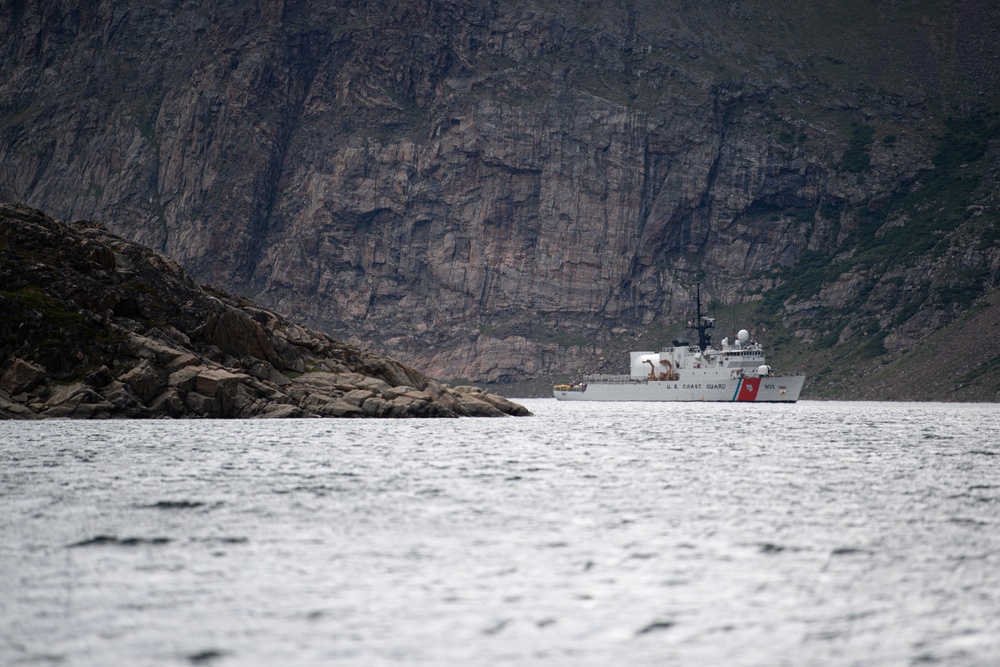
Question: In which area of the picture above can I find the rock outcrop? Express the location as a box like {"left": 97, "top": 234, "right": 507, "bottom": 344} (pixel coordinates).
{"left": 0, "top": 203, "right": 530, "bottom": 419}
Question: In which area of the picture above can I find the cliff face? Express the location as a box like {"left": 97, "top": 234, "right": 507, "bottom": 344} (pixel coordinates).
{"left": 2, "top": 0, "right": 999, "bottom": 394}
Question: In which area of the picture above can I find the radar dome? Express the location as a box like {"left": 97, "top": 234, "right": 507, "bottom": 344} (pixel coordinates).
{"left": 737, "top": 329, "right": 750, "bottom": 343}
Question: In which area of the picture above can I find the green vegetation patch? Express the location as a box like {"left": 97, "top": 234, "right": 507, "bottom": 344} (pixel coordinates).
{"left": 764, "top": 111, "right": 999, "bottom": 316}
{"left": 937, "top": 267, "right": 990, "bottom": 310}
{"left": 762, "top": 249, "right": 840, "bottom": 306}
{"left": 957, "top": 354, "right": 1000, "bottom": 389}
{"left": 855, "top": 114, "right": 998, "bottom": 264}
{"left": 2, "top": 286, "right": 88, "bottom": 330}
{"left": 839, "top": 124, "right": 874, "bottom": 173}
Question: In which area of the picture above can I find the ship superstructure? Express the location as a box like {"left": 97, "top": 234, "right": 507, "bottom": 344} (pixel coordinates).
{"left": 553, "top": 287, "right": 805, "bottom": 402}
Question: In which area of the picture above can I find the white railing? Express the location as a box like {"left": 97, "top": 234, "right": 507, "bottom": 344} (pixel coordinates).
{"left": 584, "top": 374, "right": 647, "bottom": 384}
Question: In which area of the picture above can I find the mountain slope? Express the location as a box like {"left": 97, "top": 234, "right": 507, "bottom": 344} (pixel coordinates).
{"left": 1, "top": 0, "right": 998, "bottom": 397}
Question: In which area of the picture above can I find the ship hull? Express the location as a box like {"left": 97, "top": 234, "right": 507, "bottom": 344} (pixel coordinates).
{"left": 553, "top": 375, "right": 805, "bottom": 402}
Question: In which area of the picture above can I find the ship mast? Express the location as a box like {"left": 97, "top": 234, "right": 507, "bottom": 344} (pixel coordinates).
{"left": 693, "top": 283, "right": 715, "bottom": 352}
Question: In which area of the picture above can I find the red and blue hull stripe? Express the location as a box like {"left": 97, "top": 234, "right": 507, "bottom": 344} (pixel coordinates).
{"left": 732, "top": 377, "right": 760, "bottom": 402}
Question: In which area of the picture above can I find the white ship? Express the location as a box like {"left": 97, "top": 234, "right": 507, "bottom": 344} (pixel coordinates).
{"left": 553, "top": 288, "right": 805, "bottom": 403}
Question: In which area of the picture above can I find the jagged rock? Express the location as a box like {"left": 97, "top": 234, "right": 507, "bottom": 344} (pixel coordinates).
{"left": 149, "top": 389, "right": 186, "bottom": 418}
{"left": 278, "top": 323, "right": 319, "bottom": 350}
{"left": 87, "top": 243, "right": 116, "bottom": 272}
{"left": 452, "top": 386, "right": 509, "bottom": 416}
{"left": 397, "top": 400, "right": 427, "bottom": 417}
{"left": 194, "top": 369, "right": 245, "bottom": 398}
{"left": 301, "top": 392, "right": 336, "bottom": 411}
{"left": 84, "top": 365, "right": 114, "bottom": 388}
{"left": 242, "top": 357, "right": 276, "bottom": 381}
{"left": 355, "top": 377, "right": 393, "bottom": 396}
{"left": 321, "top": 399, "right": 364, "bottom": 418}
{"left": 384, "top": 385, "right": 417, "bottom": 400}
{"left": 259, "top": 404, "right": 304, "bottom": 419}
{"left": 322, "top": 372, "right": 370, "bottom": 390}
{"left": 226, "top": 383, "right": 260, "bottom": 418}
{"left": 0, "top": 204, "right": 531, "bottom": 418}
{"left": 390, "top": 394, "right": 416, "bottom": 409}
{"left": 45, "top": 383, "right": 85, "bottom": 408}
{"left": 293, "top": 371, "right": 349, "bottom": 393}
{"left": 183, "top": 391, "right": 218, "bottom": 417}
{"left": 361, "top": 396, "right": 387, "bottom": 417}
{"left": 41, "top": 385, "right": 114, "bottom": 419}
{"left": 200, "top": 306, "right": 281, "bottom": 368}
{"left": 166, "top": 353, "right": 200, "bottom": 372}
{"left": 191, "top": 368, "right": 255, "bottom": 418}
{"left": 0, "top": 359, "right": 46, "bottom": 395}
{"left": 1, "top": 406, "right": 32, "bottom": 419}
{"left": 120, "top": 361, "right": 165, "bottom": 405}
{"left": 433, "top": 389, "right": 461, "bottom": 413}
{"left": 127, "top": 334, "right": 182, "bottom": 364}
{"left": 168, "top": 366, "right": 202, "bottom": 393}
{"left": 0, "top": 395, "right": 37, "bottom": 419}
{"left": 455, "top": 395, "right": 506, "bottom": 418}
{"left": 476, "top": 392, "right": 532, "bottom": 417}
{"left": 407, "top": 389, "right": 433, "bottom": 401}
{"left": 342, "top": 389, "right": 376, "bottom": 407}
{"left": 101, "top": 380, "right": 144, "bottom": 415}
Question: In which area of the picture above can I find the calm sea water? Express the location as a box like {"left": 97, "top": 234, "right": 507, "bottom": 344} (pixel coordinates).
{"left": 2, "top": 400, "right": 999, "bottom": 666}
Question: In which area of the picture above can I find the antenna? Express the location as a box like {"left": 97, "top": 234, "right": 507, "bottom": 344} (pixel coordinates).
{"left": 691, "top": 283, "right": 714, "bottom": 351}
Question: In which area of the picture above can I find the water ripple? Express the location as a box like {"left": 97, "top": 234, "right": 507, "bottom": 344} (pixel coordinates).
{"left": 2, "top": 400, "right": 1000, "bottom": 665}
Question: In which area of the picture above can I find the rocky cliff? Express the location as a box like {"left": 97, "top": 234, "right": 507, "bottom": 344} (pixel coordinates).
{"left": 0, "top": 203, "right": 530, "bottom": 418}
{"left": 1, "top": 1, "right": 999, "bottom": 398}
